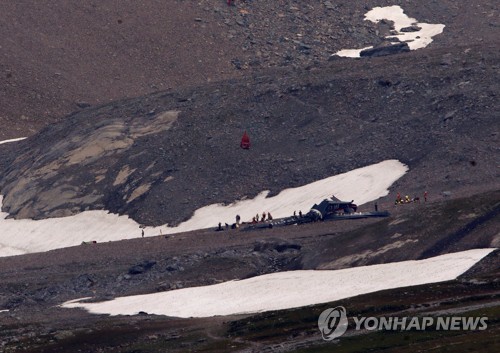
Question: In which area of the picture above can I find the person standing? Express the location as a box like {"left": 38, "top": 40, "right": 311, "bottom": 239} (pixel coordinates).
{"left": 424, "top": 191, "right": 428, "bottom": 202}
{"left": 141, "top": 229, "right": 144, "bottom": 238}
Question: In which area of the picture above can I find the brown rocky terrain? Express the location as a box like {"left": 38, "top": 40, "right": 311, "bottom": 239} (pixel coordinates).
{"left": 0, "top": 0, "right": 498, "bottom": 352}
{"left": 1, "top": 0, "right": 498, "bottom": 138}
{"left": 0, "top": 43, "right": 498, "bottom": 226}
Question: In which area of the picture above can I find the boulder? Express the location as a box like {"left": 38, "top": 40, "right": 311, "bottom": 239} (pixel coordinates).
{"left": 400, "top": 25, "right": 422, "bottom": 32}
{"left": 360, "top": 42, "right": 410, "bottom": 57}
{"left": 128, "top": 260, "right": 157, "bottom": 275}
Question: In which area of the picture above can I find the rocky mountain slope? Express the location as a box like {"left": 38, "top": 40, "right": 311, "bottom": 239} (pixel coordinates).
{"left": 0, "top": 1, "right": 499, "bottom": 352}
{"left": 0, "top": 43, "right": 498, "bottom": 226}
{"left": 0, "top": 192, "right": 498, "bottom": 352}
{"left": 1, "top": 0, "right": 497, "bottom": 138}
{"left": 1, "top": 1, "right": 498, "bottom": 226}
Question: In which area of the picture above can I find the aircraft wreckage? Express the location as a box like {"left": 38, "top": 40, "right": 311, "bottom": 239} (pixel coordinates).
{"left": 241, "top": 196, "right": 389, "bottom": 231}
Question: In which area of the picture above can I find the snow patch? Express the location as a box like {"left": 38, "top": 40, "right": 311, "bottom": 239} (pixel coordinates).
{"left": 169, "top": 160, "right": 407, "bottom": 233}
{"left": 0, "top": 160, "right": 407, "bottom": 257}
{"left": 335, "top": 5, "right": 445, "bottom": 58}
{"left": 60, "top": 248, "right": 496, "bottom": 318}
{"left": 0, "top": 137, "right": 27, "bottom": 145}
{"left": 336, "top": 47, "right": 372, "bottom": 58}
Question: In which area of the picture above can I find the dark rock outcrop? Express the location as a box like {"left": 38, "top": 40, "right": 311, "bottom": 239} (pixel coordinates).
{"left": 128, "top": 260, "right": 157, "bottom": 275}
{"left": 360, "top": 42, "right": 411, "bottom": 57}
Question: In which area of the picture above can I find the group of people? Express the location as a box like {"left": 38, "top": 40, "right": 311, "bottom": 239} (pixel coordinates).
{"left": 251, "top": 212, "right": 273, "bottom": 224}
{"left": 215, "top": 212, "right": 274, "bottom": 231}
{"left": 395, "top": 191, "right": 428, "bottom": 205}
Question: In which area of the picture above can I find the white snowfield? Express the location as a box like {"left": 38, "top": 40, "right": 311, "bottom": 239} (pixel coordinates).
{"left": 170, "top": 159, "right": 407, "bottom": 233}
{"left": 335, "top": 5, "right": 445, "bottom": 58}
{"left": 0, "top": 160, "right": 407, "bottom": 257}
{"left": 61, "top": 248, "right": 496, "bottom": 318}
{"left": 0, "top": 137, "right": 27, "bottom": 145}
